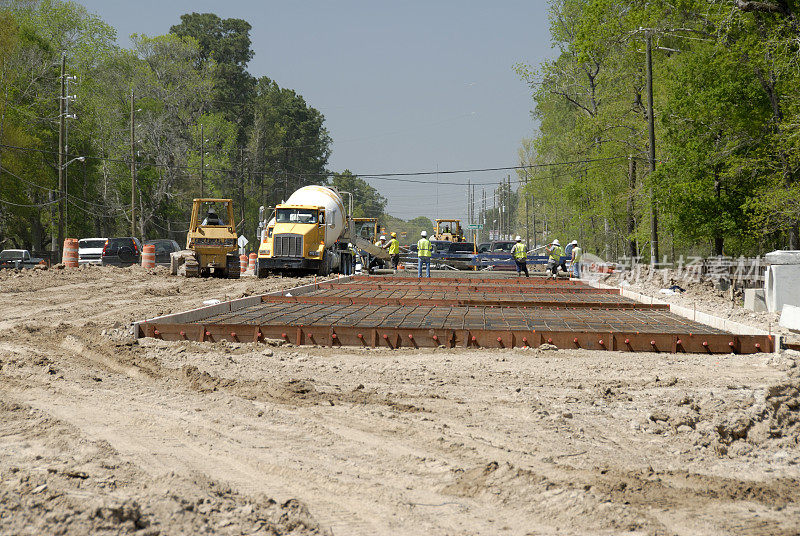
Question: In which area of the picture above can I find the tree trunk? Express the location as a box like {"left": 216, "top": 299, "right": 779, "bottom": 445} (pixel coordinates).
{"left": 713, "top": 168, "right": 723, "bottom": 255}
{"left": 31, "top": 208, "right": 44, "bottom": 251}
{"left": 628, "top": 157, "right": 638, "bottom": 259}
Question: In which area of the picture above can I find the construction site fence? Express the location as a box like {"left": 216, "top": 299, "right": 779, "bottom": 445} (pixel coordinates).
{"left": 397, "top": 252, "right": 550, "bottom": 270}
{"left": 390, "top": 251, "right": 772, "bottom": 283}
{"left": 611, "top": 255, "right": 768, "bottom": 287}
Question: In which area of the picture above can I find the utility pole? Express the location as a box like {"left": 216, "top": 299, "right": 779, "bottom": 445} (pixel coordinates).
{"left": 472, "top": 183, "right": 475, "bottom": 243}
{"left": 240, "top": 148, "right": 246, "bottom": 236}
{"left": 57, "top": 54, "right": 66, "bottom": 252}
{"left": 532, "top": 194, "right": 537, "bottom": 248}
{"left": 508, "top": 175, "right": 512, "bottom": 238}
{"left": 200, "top": 124, "right": 205, "bottom": 198}
{"left": 481, "top": 188, "right": 486, "bottom": 243}
{"left": 628, "top": 156, "right": 638, "bottom": 260}
{"left": 130, "top": 91, "right": 136, "bottom": 238}
{"left": 496, "top": 182, "right": 501, "bottom": 241}
{"left": 646, "top": 32, "right": 659, "bottom": 263}
{"left": 467, "top": 179, "right": 471, "bottom": 243}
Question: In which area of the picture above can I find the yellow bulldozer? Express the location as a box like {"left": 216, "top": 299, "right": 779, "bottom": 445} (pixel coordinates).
{"left": 434, "top": 219, "right": 465, "bottom": 242}
{"left": 183, "top": 198, "right": 240, "bottom": 278}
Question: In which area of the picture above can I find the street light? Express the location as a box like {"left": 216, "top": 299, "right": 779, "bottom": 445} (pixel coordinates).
{"left": 62, "top": 156, "right": 85, "bottom": 168}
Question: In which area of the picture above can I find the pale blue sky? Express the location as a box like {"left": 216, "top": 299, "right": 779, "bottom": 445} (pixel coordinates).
{"left": 77, "top": 0, "right": 555, "bottom": 220}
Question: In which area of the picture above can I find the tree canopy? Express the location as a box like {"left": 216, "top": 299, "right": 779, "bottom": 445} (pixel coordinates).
{"left": 0, "top": 1, "right": 334, "bottom": 251}
{"left": 516, "top": 0, "right": 800, "bottom": 259}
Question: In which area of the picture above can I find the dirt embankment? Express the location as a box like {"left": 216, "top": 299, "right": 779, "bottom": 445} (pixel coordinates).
{"left": 1, "top": 266, "right": 799, "bottom": 535}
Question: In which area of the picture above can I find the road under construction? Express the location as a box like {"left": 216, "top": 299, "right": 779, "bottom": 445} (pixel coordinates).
{"left": 137, "top": 272, "right": 776, "bottom": 354}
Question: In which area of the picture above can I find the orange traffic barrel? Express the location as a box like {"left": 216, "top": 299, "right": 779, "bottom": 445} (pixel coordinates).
{"left": 141, "top": 244, "right": 156, "bottom": 268}
{"left": 62, "top": 238, "right": 79, "bottom": 267}
{"left": 240, "top": 254, "right": 248, "bottom": 274}
{"left": 248, "top": 253, "right": 257, "bottom": 273}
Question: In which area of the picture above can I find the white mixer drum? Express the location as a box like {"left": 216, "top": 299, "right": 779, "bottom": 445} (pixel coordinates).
{"left": 284, "top": 185, "right": 346, "bottom": 247}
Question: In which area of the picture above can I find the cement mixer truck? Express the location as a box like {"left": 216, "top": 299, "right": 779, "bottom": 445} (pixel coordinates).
{"left": 255, "top": 185, "right": 389, "bottom": 277}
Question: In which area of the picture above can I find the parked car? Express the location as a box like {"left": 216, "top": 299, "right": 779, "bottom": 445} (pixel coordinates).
{"left": 144, "top": 239, "right": 182, "bottom": 266}
{"left": 0, "top": 249, "right": 44, "bottom": 269}
{"left": 477, "top": 241, "right": 516, "bottom": 253}
{"left": 475, "top": 240, "right": 519, "bottom": 271}
{"left": 78, "top": 237, "right": 108, "bottom": 265}
{"left": 101, "top": 237, "right": 142, "bottom": 267}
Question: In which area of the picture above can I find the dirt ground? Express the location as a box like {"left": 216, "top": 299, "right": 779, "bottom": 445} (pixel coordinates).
{"left": 1, "top": 265, "right": 799, "bottom": 535}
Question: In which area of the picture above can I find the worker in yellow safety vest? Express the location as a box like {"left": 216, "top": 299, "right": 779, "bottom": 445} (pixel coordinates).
{"left": 546, "top": 239, "right": 567, "bottom": 279}
{"left": 387, "top": 232, "right": 400, "bottom": 271}
{"left": 569, "top": 240, "right": 583, "bottom": 278}
{"left": 511, "top": 235, "right": 529, "bottom": 277}
{"left": 417, "top": 230, "right": 432, "bottom": 278}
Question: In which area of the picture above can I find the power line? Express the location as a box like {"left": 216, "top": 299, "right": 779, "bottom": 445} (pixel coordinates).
{"left": 0, "top": 143, "right": 628, "bottom": 183}
{"left": 0, "top": 164, "right": 55, "bottom": 193}
{"left": 0, "top": 197, "right": 59, "bottom": 208}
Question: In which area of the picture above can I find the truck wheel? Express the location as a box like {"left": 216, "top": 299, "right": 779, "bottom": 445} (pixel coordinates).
{"left": 226, "top": 255, "right": 240, "bottom": 279}
{"left": 255, "top": 258, "right": 266, "bottom": 279}
{"left": 318, "top": 250, "right": 330, "bottom": 276}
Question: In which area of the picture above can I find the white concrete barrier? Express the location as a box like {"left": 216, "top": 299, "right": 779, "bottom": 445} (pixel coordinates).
{"left": 779, "top": 304, "right": 800, "bottom": 333}
{"left": 744, "top": 288, "right": 767, "bottom": 312}
{"left": 765, "top": 263, "right": 800, "bottom": 313}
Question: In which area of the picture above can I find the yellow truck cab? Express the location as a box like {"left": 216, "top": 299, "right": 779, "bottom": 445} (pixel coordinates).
{"left": 259, "top": 205, "right": 327, "bottom": 270}
{"left": 257, "top": 185, "right": 356, "bottom": 276}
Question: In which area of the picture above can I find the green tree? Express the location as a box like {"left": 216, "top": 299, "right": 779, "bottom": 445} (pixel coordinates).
{"left": 518, "top": 0, "right": 800, "bottom": 259}
{"left": 380, "top": 215, "right": 434, "bottom": 245}
{"left": 169, "top": 12, "right": 255, "bottom": 134}
{"left": 247, "top": 76, "right": 331, "bottom": 205}
{"left": 0, "top": 0, "right": 115, "bottom": 249}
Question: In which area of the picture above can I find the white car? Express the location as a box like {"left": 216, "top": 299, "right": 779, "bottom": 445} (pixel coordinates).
{"left": 78, "top": 237, "right": 108, "bottom": 265}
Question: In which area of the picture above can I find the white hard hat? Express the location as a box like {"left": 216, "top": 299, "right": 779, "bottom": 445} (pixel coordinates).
{"left": 515, "top": 235, "right": 522, "bottom": 241}
{"left": 420, "top": 230, "right": 427, "bottom": 237}
{"left": 552, "top": 239, "right": 560, "bottom": 246}
{"left": 380, "top": 235, "right": 386, "bottom": 241}
{"left": 570, "top": 239, "right": 578, "bottom": 245}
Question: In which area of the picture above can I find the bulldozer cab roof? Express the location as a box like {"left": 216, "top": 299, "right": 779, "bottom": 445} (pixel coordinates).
{"left": 193, "top": 198, "right": 233, "bottom": 204}
{"left": 190, "top": 199, "right": 236, "bottom": 233}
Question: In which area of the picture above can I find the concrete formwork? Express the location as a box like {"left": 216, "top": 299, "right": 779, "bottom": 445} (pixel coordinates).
{"left": 136, "top": 273, "right": 777, "bottom": 354}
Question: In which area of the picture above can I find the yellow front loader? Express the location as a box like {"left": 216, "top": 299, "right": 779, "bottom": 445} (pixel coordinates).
{"left": 184, "top": 198, "right": 240, "bottom": 278}
{"left": 434, "top": 219, "right": 465, "bottom": 242}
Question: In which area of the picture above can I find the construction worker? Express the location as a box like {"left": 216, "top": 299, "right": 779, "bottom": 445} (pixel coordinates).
{"left": 387, "top": 232, "right": 400, "bottom": 271}
{"left": 546, "top": 239, "right": 567, "bottom": 279}
{"left": 368, "top": 235, "right": 387, "bottom": 273}
{"left": 564, "top": 239, "right": 575, "bottom": 261}
{"left": 417, "top": 230, "right": 432, "bottom": 278}
{"left": 202, "top": 208, "right": 222, "bottom": 226}
{"left": 570, "top": 240, "right": 583, "bottom": 278}
{"left": 511, "top": 235, "right": 529, "bottom": 277}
